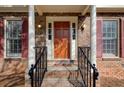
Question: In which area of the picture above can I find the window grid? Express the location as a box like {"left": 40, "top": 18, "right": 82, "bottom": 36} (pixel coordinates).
{"left": 6, "top": 20, "right": 22, "bottom": 57}
{"left": 103, "top": 20, "right": 118, "bottom": 56}
{"left": 48, "top": 23, "right": 52, "bottom": 40}
{"left": 72, "top": 23, "right": 76, "bottom": 40}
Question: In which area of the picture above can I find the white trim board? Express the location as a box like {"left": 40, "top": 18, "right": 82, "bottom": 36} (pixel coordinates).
{"left": 46, "top": 16, "right": 78, "bottom": 60}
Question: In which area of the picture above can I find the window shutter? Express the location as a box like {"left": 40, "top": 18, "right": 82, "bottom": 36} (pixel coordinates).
{"left": 0, "top": 18, "right": 4, "bottom": 58}
{"left": 97, "top": 19, "right": 103, "bottom": 58}
{"left": 121, "top": 18, "right": 124, "bottom": 58}
{"left": 22, "top": 18, "right": 28, "bottom": 58}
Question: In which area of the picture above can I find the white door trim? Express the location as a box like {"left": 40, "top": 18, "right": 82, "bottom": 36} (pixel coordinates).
{"left": 46, "top": 16, "right": 78, "bottom": 60}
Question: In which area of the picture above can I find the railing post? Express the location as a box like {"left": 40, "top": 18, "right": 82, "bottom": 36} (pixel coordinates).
{"left": 46, "top": 47, "right": 47, "bottom": 71}
{"left": 35, "top": 47, "right": 37, "bottom": 63}
{"left": 39, "top": 51, "right": 41, "bottom": 85}
{"left": 89, "top": 65, "right": 91, "bottom": 87}
{"left": 87, "top": 58, "right": 88, "bottom": 86}
{"left": 78, "top": 47, "right": 80, "bottom": 70}
{"left": 93, "top": 64, "right": 99, "bottom": 87}
{"left": 28, "top": 64, "right": 34, "bottom": 87}
{"left": 93, "top": 68, "right": 96, "bottom": 87}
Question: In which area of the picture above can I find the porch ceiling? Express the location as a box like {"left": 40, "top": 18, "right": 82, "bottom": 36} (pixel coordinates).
{"left": 35, "top": 5, "right": 88, "bottom": 15}
{"left": 96, "top": 5, "right": 124, "bottom": 13}
{"left": 0, "top": 5, "right": 28, "bottom": 12}
{"left": 35, "top": 5, "right": 124, "bottom": 15}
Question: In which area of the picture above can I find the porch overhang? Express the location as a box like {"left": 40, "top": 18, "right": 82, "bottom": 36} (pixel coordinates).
{"left": 35, "top": 5, "right": 89, "bottom": 15}
{"left": 0, "top": 5, "right": 124, "bottom": 15}
{"left": 0, "top": 5, "right": 28, "bottom": 12}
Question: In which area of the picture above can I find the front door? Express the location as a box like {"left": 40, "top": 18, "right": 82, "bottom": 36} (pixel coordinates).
{"left": 54, "top": 22, "right": 70, "bottom": 59}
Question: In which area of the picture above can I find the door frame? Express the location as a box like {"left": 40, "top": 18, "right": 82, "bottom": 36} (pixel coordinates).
{"left": 46, "top": 16, "right": 78, "bottom": 60}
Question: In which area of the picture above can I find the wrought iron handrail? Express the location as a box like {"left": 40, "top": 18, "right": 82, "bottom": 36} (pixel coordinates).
{"left": 78, "top": 47, "right": 99, "bottom": 87}
{"left": 28, "top": 46, "right": 47, "bottom": 87}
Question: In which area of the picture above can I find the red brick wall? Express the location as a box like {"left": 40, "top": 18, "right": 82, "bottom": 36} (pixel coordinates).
{"left": 77, "top": 16, "right": 124, "bottom": 60}
{"left": 0, "top": 16, "right": 28, "bottom": 73}
{"left": 78, "top": 16, "right": 90, "bottom": 47}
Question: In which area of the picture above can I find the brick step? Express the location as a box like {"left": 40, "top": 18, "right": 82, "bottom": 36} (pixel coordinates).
{"left": 44, "top": 70, "right": 79, "bottom": 78}
{"left": 42, "top": 79, "right": 74, "bottom": 87}
{"left": 42, "top": 77, "right": 84, "bottom": 87}
{"left": 47, "top": 65, "right": 78, "bottom": 71}
{"left": 42, "top": 77, "right": 83, "bottom": 87}
{"left": 47, "top": 66, "right": 78, "bottom": 71}
{"left": 41, "top": 69, "right": 84, "bottom": 87}
{"left": 47, "top": 60, "right": 78, "bottom": 66}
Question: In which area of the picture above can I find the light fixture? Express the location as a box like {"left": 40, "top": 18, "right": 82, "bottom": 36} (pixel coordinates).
{"left": 38, "top": 24, "right": 42, "bottom": 28}
{"left": 83, "top": 24, "right": 86, "bottom": 28}
{"left": 81, "top": 24, "right": 86, "bottom": 31}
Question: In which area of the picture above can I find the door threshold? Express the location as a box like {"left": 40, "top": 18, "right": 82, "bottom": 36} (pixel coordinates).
{"left": 47, "top": 60, "right": 76, "bottom": 66}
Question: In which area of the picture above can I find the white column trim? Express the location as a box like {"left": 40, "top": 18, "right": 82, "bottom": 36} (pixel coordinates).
{"left": 90, "top": 5, "right": 96, "bottom": 65}
{"left": 28, "top": 5, "right": 35, "bottom": 69}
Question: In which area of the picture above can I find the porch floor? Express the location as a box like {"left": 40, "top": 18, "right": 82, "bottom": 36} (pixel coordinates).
{"left": 41, "top": 64, "right": 84, "bottom": 87}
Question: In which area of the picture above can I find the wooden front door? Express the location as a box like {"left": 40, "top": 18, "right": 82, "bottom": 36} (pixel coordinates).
{"left": 54, "top": 22, "right": 70, "bottom": 59}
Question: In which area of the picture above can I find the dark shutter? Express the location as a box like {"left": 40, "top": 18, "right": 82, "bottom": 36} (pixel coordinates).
{"left": 22, "top": 18, "right": 28, "bottom": 58}
{"left": 121, "top": 18, "right": 124, "bottom": 58}
{"left": 97, "top": 19, "right": 103, "bottom": 58}
{"left": 0, "top": 18, "right": 4, "bottom": 58}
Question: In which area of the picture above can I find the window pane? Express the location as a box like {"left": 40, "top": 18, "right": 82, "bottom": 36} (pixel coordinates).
{"left": 6, "top": 20, "right": 22, "bottom": 57}
{"left": 48, "top": 23, "right": 52, "bottom": 28}
{"left": 72, "top": 23, "right": 75, "bottom": 28}
{"left": 103, "top": 20, "right": 118, "bottom": 56}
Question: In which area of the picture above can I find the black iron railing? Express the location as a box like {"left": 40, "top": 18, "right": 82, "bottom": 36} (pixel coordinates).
{"left": 28, "top": 46, "right": 47, "bottom": 87}
{"left": 78, "top": 47, "right": 99, "bottom": 87}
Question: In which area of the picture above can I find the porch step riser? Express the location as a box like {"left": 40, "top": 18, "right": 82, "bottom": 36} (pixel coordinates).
{"left": 47, "top": 65, "right": 78, "bottom": 71}
{"left": 47, "top": 60, "right": 78, "bottom": 66}
{"left": 44, "top": 71, "right": 79, "bottom": 78}
{"left": 47, "top": 67, "right": 78, "bottom": 71}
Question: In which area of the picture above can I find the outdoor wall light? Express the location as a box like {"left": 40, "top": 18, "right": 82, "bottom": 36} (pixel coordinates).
{"left": 38, "top": 24, "right": 42, "bottom": 28}
{"left": 81, "top": 24, "right": 86, "bottom": 31}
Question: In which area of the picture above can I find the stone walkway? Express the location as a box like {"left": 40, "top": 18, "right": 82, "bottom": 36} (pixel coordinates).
{"left": 97, "top": 60, "right": 124, "bottom": 87}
